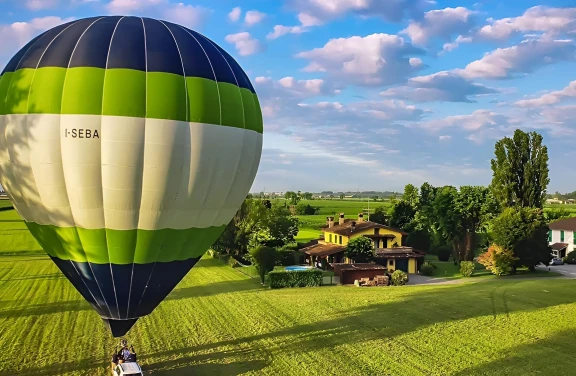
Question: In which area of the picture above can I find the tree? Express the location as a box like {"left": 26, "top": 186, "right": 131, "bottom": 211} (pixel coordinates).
{"left": 372, "top": 196, "right": 379, "bottom": 202}
{"left": 345, "top": 236, "right": 374, "bottom": 263}
{"left": 404, "top": 229, "right": 431, "bottom": 252}
{"left": 491, "top": 207, "right": 552, "bottom": 272}
{"left": 339, "top": 193, "right": 345, "bottom": 200}
{"left": 454, "top": 186, "right": 491, "bottom": 261}
{"left": 295, "top": 203, "right": 320, "bottom": 215}
{"left": 302, "top": 192, "right": 313, "bottom": 200}
{"left": 388, "top": 200, "right": 416, "bottom": 231}
{"left": 490, "top": 129, "right": 550, "bottom": 209}
{"left": 370, "top": 206, "right": 388, "bottom": 225}
{"left": 477, "top": 244, "right": 518, "bottom": 276}
{"left": 265, "top": 205, "right": 299, "bottom": 247}
{"left": 250, "top": 246, "right": 277, "bottom": 284}
{"left": 432, "top": 186, "right": 463, "bottom": 260}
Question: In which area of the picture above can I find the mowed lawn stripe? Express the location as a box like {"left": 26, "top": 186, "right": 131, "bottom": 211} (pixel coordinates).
{"left": 1, "top": 256, "right": 576, "bottom": 375}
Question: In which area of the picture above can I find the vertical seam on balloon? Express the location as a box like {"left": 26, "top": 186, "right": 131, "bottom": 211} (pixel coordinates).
{"left": 130, "top": 17, "right": 152, "bottom": 320}
{"left": 198, "top": 36, "right": 248, "bottom": 229}
{"left": 159, "top": 20, "right": 189, "bottom": 262}
{"left": 178, "top": 26, "right": 222, "bottom": 126}
{"left": 57, "top": 17, "right": 114, "bottom": 318}
{"left": 159, "top": 21, "right": 189, "bottom": 122}
{"left": 176, "top": 30, "right": 222, "bottom": 228}
{"left": 101, "top": 16, "right": 126, "bottom": 320}
{"left": 125, "top": 16, "right": 147, "bottom": 319}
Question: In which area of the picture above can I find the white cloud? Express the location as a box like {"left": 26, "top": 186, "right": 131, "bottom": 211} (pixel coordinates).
{"left": 418, "top": 109, "right": 511, "bottom": 132}
{"left": 163, "top": 3, "right": 212, "bottom": 28}
{"left": 225, "top": 32, "right": 264, "bottom": 56}
{"left": 245, "top": 10, "right": 266, "bottom": 26}
{"left": 514, "top": 80, "right": 576, "bottom": 107}
{"left": 288, "top": 0, "right": 434, "bottom": 24}
{"left": 477, "top": 6, "right": 576, "bottom": 41}
{"left": 380, "top": 71, "right": 499, "bottom": 103}
{"left": 255, "top": 76, "right": 341, "bottom": 100}
{"left": 401, "top": 7, "right": 477, "bottom": 45}
{"left": 458, "top": 37, "right": 576, "bottom": 79}
{"left": 439, "top": 135, "right": 451, "bottom": 141}
{"left": 105, "top": 0, "right": 212, "bottom": 28}
{"left": 25, "top": 0, "right": 59, "bottom": 10}
{"left": 296, "top": 33, "right": 425, "bottom": 86}
{"left": 267, "top": 24, "right": 306, "bottom": 39}
{"left": 228, "top": 6, "right": 241, "bottom": 22}
{"left": 442, "top": 35, "right": 472, "bottom": 52}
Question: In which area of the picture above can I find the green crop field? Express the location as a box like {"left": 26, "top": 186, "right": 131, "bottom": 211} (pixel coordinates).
{"left": 1, "top": 255, "right": 576, "bottom": 375}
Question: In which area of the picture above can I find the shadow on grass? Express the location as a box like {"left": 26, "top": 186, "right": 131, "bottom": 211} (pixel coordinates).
{"left": 0, "top": 272, "right": 64, "bottom": 282}
{"left": 6, "top": 258, "right": 576, "bottom": 375}
{"left": 0, "top": 300, "right": 88, "bottom": 318}
{"left": 166, "top": 278, "right": 262, "bottom": 300}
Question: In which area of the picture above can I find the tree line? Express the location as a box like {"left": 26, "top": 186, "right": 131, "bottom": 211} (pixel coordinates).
{"left": 382, "top": 129, "right": 561, "bottom": 274}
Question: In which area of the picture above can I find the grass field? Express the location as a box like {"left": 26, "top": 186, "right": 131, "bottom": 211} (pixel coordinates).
{"left": 0, "top": 255, "right": 576, "bottom": 375}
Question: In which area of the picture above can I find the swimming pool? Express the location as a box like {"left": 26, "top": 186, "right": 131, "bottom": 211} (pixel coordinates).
{"left": 285, "top": 265, "right": 315, "bottom": 271}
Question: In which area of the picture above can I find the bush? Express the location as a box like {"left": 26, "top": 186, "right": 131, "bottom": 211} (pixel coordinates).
{"left": 477, "top": 244, "right": 518, "bottom": 276}
{"left": 565, "top": 252, "right": 576, "bottom": 264}
{"left": 207, "top": 249, "right": 217, "bottom": 257}
{"left": 460, "top": 261, "right": 475, "bottom": 277}
{"left": 391, "top": 270, "right": 409, "bottom": 286}
{"left": 268, "top": 269, "right": 323, "bottom": 289}
{"left": 435, "top": 246, "right": 452, "bottom": 262}
{"left": 295, "top": 203, "right": 320, "bottom": 215}
{"left": 419, "top": 262, "right": 435, "bottom": 276}
{"left": 228, "top": 256, "right": 239, "bottom": 268}
{"left": 250, "top": 246, "right": 277, "bottom": 284}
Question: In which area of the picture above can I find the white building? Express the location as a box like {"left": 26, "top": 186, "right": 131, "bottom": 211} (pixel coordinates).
{"left": 548, "top": 217, "right": 576, "bottom": 258}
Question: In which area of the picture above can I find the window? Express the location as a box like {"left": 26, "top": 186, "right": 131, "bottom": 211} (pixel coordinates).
{"left": 549, "top": 230, "right": 552, "bottom": 242}
{"left": 375, "top": 228, "right": 380, "bottom": 235}
{"left": 328, "top": 234, "right": 332, "bottom": 243}
{"left": 574, "top": 232, "right": 576, "bottom": 245}
{"left": 339, "top": 235, "right": 342, "bottom": 244}
{"left": 561, "top": 230, "right": 564, "bottom": 242}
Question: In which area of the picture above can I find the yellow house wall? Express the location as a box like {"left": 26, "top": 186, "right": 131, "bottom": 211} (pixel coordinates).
{"left": 408, "top": 258, "right": 417, "bottom": 274}
{"left": 323, "top": 227, "right": 403, "bottom": 247}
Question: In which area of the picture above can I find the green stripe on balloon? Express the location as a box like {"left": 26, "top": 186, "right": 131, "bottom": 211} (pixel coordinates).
{"left": 0, "top": 67, "right": 263, "bottom": 133}
{"left": 25, "top": 222, "right": 226, "bottom": 264}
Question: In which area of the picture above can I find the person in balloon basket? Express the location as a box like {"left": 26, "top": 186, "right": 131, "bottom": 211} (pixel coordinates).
{"left": 111, "top": 343, "right": 137, "bottom": 369}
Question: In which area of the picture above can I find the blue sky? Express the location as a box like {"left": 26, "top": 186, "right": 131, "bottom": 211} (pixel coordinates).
{"left": 1, "top": 0, "right": 575, "bottom": 193}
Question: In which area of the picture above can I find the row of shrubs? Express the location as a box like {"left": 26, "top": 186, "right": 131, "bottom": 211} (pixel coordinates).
{"left": 563, "top": 252, "right": 576, "bottom": 264}
{"left": 269, "top": 269, "right": 323, "bottom": 289}
{"left": 419, "top": 260, "right": 475, "bottom": 277}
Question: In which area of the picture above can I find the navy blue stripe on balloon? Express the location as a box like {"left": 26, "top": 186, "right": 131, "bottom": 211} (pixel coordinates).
{"left": 2, "top": 16, "right": 257, "bottom": 94}
{"left": 1, "top": 33, "right": 44, "bottom": 74}
{"left": 15, "top": 20, "right": 78, "bottom": 70}
{"left": 69, "top": 16, "right": 123, "bottom": 69}
{"left": 143, "top": 18, "right": 183, "bottom": 75}
{"left": 133, "top": 257, "right": 200, "bottom": 317}
{"left": 164, "top": 21, "right": 216, "bottom": 82}
{"left": 50, "top": 256, "right": 200, "bottom": 322}
{"left": 38, "top": 17, "right": 101, "bottom": 69}
{"left": 107, "top": 16, "right": 146, "bottom": 71}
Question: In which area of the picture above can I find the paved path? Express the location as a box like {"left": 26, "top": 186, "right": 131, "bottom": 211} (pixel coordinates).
{"left": 408, "top": 267, "right": 575, "bottom": 286}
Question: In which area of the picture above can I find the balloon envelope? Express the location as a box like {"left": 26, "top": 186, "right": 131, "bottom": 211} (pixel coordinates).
{"left": 0, "top": 16, "right": 263, "bottom": 336}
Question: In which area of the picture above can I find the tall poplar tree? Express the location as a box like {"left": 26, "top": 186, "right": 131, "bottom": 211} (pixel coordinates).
{"left": 490, "top": 129, "right": 550, "bottom": 209}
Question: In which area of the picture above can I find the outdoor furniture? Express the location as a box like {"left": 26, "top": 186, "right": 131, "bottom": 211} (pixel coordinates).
{"left": 375, "top": 275, "right": 388, "bottom": 286}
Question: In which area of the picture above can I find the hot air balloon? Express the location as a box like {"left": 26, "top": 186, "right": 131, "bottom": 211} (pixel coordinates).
{"left": 0, "top": 16, "right": 263, "bottom": 337}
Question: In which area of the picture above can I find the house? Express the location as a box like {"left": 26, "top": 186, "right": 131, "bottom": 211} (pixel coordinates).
{"left": 301, "top": 213, "right": 424, "bottom": 275}
{"left": 546, "top": 198, "right": 564, "bottom": 204}
{"left": 548, "top": 217, "right": 576, "bottom": 258}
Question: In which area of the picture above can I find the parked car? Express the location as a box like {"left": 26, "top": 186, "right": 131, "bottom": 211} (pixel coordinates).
{"left": 549, "top": 258, "right": 564, "bottom": 266}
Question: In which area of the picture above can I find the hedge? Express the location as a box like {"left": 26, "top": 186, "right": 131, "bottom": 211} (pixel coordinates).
{"left": 268, "top": 269, "right": 323, "bottom": 289}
